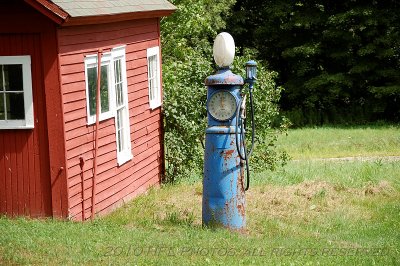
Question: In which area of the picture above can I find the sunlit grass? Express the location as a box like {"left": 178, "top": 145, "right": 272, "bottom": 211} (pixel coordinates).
{"left": 276, "top": 125, "right": 400, "bottom": 159}
{"left": 253, "top": 159, "right": 400, "bottom": 188}
{"left": 1, "top": 125, "right": 399, "bottom": 265}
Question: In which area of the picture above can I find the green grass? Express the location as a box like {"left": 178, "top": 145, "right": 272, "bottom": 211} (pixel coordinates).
{"left": 1, "top": 125, "right": 399, "bottom": 265}
{"left": 254, "top": 160, "right": 400, "bottom": 188}
{"left": 276, "top": 124, "right": 400, "bottom": 159}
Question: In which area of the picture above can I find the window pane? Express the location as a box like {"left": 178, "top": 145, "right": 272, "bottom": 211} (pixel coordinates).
{"left": 0, "top": 93, "right": 4, "bottom": 120}
{"left": 0, "top": 65, "right": 3, "bottom": 90}
{"left": 149, "top": 56, "right": 156, "bottom": 79}
{"left": 117, "top": 129, "right": 122, "bottom": 151}
{"left": 4, "top": 65, "right": 23, "bottom": 91}
{"left": 147, "top": 58, "right": 151, "bottom": 79}
{"left": 148, "top": 54, "right": 160, "bottom": 106}
{"left": 149, "top": 78, "right": 154, "bottom": 100}
{"left": 117, "top": 109, "right": 124, "bottom": 152}
{"left": 114, "top": 59, "right": 124, "bottom": 108}
{"left": 115, "top": 83, "right": 122, "bottom": 107}
{"left": 100, "top": 65, "right": 109, "bottom": 113}
{"left": 88, "top": 64, "right": 110, "bottom": 117}
{"left": 87, "top": 67, "right": 97, "bottom": 116}
{"left": 114, "top": 59, "right": 121, "bottom": 83}
{"left": 5, "top": 92, "right": 25, "bottom": 120}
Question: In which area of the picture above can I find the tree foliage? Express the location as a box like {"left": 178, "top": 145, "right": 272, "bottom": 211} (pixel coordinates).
{"left": 160, "top": 0, "right": 287, "bottom": 181}
{"left": 228, "top": 0, "right": 400, "bottom": 125}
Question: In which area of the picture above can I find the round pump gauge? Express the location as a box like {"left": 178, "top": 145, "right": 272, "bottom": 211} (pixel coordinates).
{"left": 207, "top": 91, "right": 238, "bottom": 121}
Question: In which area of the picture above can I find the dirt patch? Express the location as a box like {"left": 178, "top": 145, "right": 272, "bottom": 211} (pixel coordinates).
{"left": 292, "top": 180, "right": 337, "bottom": 200}
{"left": 152, "top": 184, "right": 203, "bottom": 226}
{"left": 247, "top": 180, "right": 366, "bottom": 222}
{"left": 133, "top": 179, "right": 397, "bottom": 231}
{"left": 363, "top": 180, "right": 396, "bottom": 196}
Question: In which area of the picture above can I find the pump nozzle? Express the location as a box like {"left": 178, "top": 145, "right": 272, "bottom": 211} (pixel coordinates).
{"left": 240, "top": 94, "right": 247, "bottom": 119}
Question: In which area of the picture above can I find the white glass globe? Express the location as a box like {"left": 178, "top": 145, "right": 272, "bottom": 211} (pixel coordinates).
{"left": 213, "top": 32, "right": 235, "bottom": 67}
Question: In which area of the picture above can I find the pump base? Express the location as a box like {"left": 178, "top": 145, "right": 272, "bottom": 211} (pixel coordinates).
{"left": 202, "top": 131, "right": 245, "bottom": 230}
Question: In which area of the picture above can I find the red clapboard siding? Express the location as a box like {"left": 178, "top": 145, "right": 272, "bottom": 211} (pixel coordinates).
{"left": 96, "top": 168, "right": 160, "bottom": 212}
{"left": 127, "top": 65, "right": 148, "bottom": 78}
{"left": 59, "top": 45, "right": 150, "bottom": 65}
{"left": 67, "top": 139, "right": 160, "bottom": 212}
{"left": 60, "top": 32, "right": 159, "bottom": 55}
{"left": 67, "top": 126, "right": 161, "bottom": 182}
{"left": 59, "top": 24, "right": 157, "bottom": 46}
{"left": 69, "top": 155, "right": 160, "bottom": 209}
{"left": 0, "top": 134, "right": 5, "bottom": 214}
{"left": 70, "top": 173, "right": 160, "bottom": 221}
{"left": 133, "top": 108, "right": 161, "bottom": 123}
{"left": 129, "top": 81, "right": 148, "bottom": 95}
{"left": 69, "top": 152, "right": 159, "bottom": 212}
{"left": 61, "top": 81, "right": 86, "bottom": 94}
{"left": 64, "top": 90, "right": 86, "bottom": 103}
{"left": 59, "top": 18, "right": 164, "bottom": 220}
{"left": 58, "top": 19, "right": 156, "bottom": 39}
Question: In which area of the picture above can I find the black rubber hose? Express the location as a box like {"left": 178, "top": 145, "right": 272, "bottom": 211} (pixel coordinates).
{"left": 247, "top": 88, "right": 255, "bottom": 157}
{"left": 240, "top": 116, "right": 250, "bottom": 191}
{"left": 235, "top": 97, "right": 246, "bottom": 160}
{"left": 235, "top": 88, "right": 256, "bottom": 191}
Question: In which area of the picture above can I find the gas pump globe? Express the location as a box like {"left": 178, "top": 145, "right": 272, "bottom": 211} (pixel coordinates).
{"left": 202, "top": 32, "right": 257, "bottom": 230}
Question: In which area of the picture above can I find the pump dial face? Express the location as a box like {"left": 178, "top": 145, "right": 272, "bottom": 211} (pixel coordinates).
{"left": 208, "top": 91, "right": 237, "bottom": 121}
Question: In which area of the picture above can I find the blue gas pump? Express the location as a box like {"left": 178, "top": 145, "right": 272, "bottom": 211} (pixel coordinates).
{"left": 202, "top": 32, "right": 257, "bottom": 230}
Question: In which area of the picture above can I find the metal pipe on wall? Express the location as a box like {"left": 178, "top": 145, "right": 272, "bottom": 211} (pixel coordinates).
{"left": 91, "top": 49, "right": 102, "bottom": 220}
{"left": 79, "top": 156, "right": 85, "bottom": 221}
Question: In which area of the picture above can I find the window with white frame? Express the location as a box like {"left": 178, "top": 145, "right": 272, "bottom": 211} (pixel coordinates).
{"left": 0, "top": 56, "right": 34, "bottom": 129}
{"left": 84, "top": 47, "right": 132, "bottom": 165}
{"left": 147, "top": 47, "right": 161, "bottom": 109}
{"left": 112, "top": 47, "right": 132, "bottom": 165}
{"left": 84, "top": 53, "right": 113, "bottom": 124}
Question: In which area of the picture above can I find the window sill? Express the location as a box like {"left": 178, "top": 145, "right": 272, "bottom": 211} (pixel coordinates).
{"left": 87, "top": 111, "right": 114, "bottom": 125}
{"left": 117, "top": 152, "right": 133, "bottom": 166}
{"left": 149, "top": 101, "right": 162, "bottom": 110}
{"left": 0, "top": 122, "right": 34, "bottom": 129}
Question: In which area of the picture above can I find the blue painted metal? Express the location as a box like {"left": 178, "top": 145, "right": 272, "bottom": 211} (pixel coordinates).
{"left": 205, "top": 67, "right": 244, "bottom": 86}
{"left": 202, "top": 68, "right": 246, "bottom": 230}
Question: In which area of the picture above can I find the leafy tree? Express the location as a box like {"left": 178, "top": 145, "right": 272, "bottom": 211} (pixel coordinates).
{"left": 160, "top": 0, "right": 287, "bottom": 181}
{"left": 228, "top": 0, "right": 400, "bottom": 125}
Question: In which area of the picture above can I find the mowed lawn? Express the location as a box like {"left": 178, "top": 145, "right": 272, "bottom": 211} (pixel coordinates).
{"left": 275, "top": 124, "right": 400, "bottom": 160}
{"left": 1, "top": 125, "right": 399, "bottom": 265}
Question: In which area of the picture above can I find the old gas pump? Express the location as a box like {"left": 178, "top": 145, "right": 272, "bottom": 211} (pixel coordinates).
{"left": 202, "top": 32, "right": 257, "bottom": 230}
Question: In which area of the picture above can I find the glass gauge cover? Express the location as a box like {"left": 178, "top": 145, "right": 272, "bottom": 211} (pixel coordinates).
{"left": 207, "top": 91, "right": 237, "bottom": 121}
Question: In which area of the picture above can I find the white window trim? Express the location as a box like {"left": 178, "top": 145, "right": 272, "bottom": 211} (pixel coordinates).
{"left": 84, "top": 47, "right": 132, "bottom": 166}
{"left": 112, "top": 46, "right": 133, "bottom": 165}
{"left": 84, "top": 52, "right": 114, "bottom": 125}
{"left": 0, "top": 55, "right": 34, "bottom": 129}
{"left": 147, "top": 46, "right": 162, "bottom": 109}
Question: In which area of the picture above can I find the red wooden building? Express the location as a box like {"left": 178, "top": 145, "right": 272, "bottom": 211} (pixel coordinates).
{"left": 0, "top": 0, "right": 175, "bottom": 220}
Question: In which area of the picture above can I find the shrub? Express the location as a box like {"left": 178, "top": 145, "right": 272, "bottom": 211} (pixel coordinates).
{"left": 160, "top": 1, "right": 288, "bottom": 182}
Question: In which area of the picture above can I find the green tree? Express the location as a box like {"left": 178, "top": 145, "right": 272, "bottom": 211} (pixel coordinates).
{"left": 228, "top": 0, "right": 400, "bottom": 125}
{"left": 161, "top": 0, "right": 287, "bottom": 181}
{"left": 161, "top": 0, "right": 235, "bottom": 181}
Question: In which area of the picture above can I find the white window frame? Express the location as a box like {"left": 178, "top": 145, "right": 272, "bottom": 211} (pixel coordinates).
{"left": 84, "top": 53, "right": 114, "bottom": 125}
{"left": 84, "top": 47, "right": 132, "bottom": 166}
{"left": 0, "top": 56, "right": 34, "bottom": 129}
{"left": 147, "top": 46, "right": 162, "bottom": 109}
{"left": 112, "top": 46, "right": 133, "bottom": 165}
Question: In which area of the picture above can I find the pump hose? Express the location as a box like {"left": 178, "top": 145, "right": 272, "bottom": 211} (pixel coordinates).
{"left": 235, "top": 88, "right": 255, "bottom": 191}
